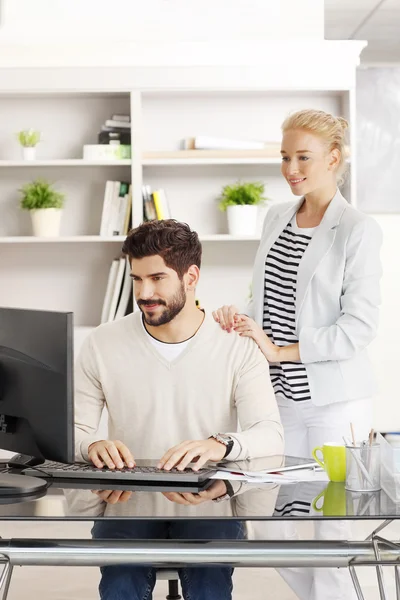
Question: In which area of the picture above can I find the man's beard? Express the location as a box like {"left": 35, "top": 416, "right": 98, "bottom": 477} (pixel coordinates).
{"left": 138, "top": 282, "right": 186, "bottom": 327}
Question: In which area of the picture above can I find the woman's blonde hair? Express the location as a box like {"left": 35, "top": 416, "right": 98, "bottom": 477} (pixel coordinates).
{"left": 281, "top": 109, "right": 349, "bottom": 184}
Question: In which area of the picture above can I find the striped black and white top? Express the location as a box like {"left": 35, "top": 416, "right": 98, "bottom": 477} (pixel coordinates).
{"left": 263, "top": 214, "right": 316, "bottom": 402}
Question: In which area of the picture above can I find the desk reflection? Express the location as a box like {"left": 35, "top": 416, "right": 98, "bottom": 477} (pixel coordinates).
{"left": 63, "top": 456, "right": 283, "bottom": 520}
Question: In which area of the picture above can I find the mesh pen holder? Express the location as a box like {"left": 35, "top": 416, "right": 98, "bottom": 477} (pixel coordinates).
{"left": 345, "top": 443, "right": 381, "bottom": 493}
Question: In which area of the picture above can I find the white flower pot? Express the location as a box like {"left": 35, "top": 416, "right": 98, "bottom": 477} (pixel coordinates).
{"left": 30, "top": 209, "right": 63, "bottom": 237}
{"left": 226, "top": 205, "right": 258, "bottom": 236}
{"left": 22, "top": 147, "right": 36, "bottom": 161}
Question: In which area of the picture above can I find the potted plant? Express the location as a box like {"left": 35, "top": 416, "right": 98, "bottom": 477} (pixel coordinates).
{"left": 19, "top": 179, "right": 65, "bottom": 237}
{"left": 17, "top": 129, "right": 41, "bottom": 160}
{"left": 218, "top": 181, "right": 269, "bottom": 235}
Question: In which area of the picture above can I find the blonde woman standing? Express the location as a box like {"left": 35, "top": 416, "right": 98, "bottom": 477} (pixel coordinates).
{"left": 213, "top": 109, "right": 383, "bottom": 600}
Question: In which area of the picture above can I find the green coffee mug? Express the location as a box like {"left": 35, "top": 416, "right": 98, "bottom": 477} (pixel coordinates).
{"left": 312, "top": 482, "right": 347, "bottom": 516}
{"left": 312, "top": 443, "right": 346, "bottom": 482}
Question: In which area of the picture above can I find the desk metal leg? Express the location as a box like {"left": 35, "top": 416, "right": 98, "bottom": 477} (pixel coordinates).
{"left": 349, "top": 521, "right": 397, "bottom": 600}
{"left": 395, "top": 565, "right": 400, "bottom": 600}
{"left": 0, "top": 562, "right": 13, "bottom": 600}
{"left": 373, "top": 537, "right": 388, "bottom": 600}
{"left": 365, "top": 520, "right": 394, "bottom": 541}
{"left": 349, "top": 565, "right": 365, "bottom": 600}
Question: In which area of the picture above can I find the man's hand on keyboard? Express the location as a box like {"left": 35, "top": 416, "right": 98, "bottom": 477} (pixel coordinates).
{"left": 88, "top": 440, "right": 135, "bottom": 470}
{"left": 157, "top": 438, "right": 226, "bottom": 472}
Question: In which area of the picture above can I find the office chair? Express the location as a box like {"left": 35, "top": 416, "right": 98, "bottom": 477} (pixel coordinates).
{"left": 156, "top": 569, "right": 181, "bottom": 599}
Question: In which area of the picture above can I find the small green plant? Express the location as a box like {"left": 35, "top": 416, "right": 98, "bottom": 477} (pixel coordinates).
{"left": 19, "top": 179, "right": 64, "bottom": 211}
{"left": 17, "top": 129, "right": 41, "bottom": 147}
{"left": 218, "top": 181, "right": 269, "bottom": 211}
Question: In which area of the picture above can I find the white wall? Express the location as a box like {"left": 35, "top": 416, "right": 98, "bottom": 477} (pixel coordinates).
{"left": 0, "top": 0, "right": 324, "bottom": 42}
{"left": 355, "top": 67, "right": 400, "bottom": 431}
{"left": 368, "top": 215, "right": 400, "bottom": 432}
{"left": 0, "top": 0, "right": 333, "bottom": 70}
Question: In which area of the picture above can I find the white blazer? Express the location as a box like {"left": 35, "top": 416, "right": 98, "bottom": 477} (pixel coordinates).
{"left": 247, "top": 189, "right": 383, "bottom": 406}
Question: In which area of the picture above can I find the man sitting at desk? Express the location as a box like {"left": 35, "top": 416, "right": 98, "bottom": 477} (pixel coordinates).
{"left": 74, "top": 218, "right": 283, "bottom": 600}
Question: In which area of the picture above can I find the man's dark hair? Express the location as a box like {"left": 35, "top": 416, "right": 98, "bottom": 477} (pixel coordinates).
{"left": 122, "top": 219, "right": 202, "bottom": 278}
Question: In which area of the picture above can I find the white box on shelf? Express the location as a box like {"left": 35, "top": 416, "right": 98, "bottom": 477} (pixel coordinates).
{"left": 83, "top": 144, "right": 131, "bottom": 160}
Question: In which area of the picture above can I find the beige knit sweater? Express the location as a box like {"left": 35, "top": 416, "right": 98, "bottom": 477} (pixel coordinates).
{"left": 74, "top": 312, "right": 283, "bottom": 463}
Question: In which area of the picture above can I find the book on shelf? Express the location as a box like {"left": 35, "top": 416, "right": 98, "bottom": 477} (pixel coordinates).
{"left": 98, "top": 113, "right": 131, "bottom": 145}
{"left": 101, "top": 258, "right": 119, "bottom": 323}
{"left": 98, "top": 129, "right": 131, "bottom": 146}
{"left": 101, "top": 256, "right": 133, "bottom": 324}
{"left": 183, "top": 135, "right": 270, "bottom": 151}
{"left": 114, "top": 258, "right": 133, "bottom": 320}
{"left": 99, "top": 181, "right": 132, "bottom": 236}
{"left": 142, "top": 185, "right": 157, "bottom": 221}
{"left": 111, "top": 114, "right": 130, "bottom": 123}
{"left": 107, "top": 256, "right": 126, "bottom": 321}
{"left": 152, "top": 189, "right": 171, "bottom": 220}
{"left": 142, "top": 185, "right": 171, "bottom": 221}
{"left": 105, "top": 119, "right": 131, "bottom": 129}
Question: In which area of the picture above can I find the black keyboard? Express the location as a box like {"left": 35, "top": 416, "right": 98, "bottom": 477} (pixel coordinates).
{"left": 23, "top": 461, "right": 215, "bottom": 484}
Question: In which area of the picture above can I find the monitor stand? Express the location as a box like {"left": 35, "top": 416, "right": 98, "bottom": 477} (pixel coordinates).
{"left": 0, "top": 472, "right": 48, "bottom": 496}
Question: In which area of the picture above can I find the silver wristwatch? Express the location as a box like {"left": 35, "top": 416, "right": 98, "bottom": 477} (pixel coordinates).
{"left": 210, "top": 433, "right": 234, "bottom": 458}
{"left": 213, "top": 479, "right": 235, "bottom": 503}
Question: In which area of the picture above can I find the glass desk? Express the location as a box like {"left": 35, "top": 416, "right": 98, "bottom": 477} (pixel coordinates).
{"left": 0, "top": 457, "right": 397, "bottom": 600}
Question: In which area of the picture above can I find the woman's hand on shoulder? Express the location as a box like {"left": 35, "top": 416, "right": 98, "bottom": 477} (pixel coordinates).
{"left": 233, "top": 315, "right": 280, "bottom": 363}
{"left": 212, "top": 305, "right": 240, "bottom": 332}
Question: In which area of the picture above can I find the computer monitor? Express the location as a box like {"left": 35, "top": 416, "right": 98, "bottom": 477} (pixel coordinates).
{"left": 0, "top": 307, "right": 74, "bottom": 464}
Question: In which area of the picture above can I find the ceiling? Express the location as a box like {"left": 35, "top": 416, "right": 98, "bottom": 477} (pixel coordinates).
{"left": 325, "top": 0, "right": 400, "bottom": 63}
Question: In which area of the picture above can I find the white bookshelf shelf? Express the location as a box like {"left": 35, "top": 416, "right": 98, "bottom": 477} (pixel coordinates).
{"left": 142, "top": 151, "right": 351, "bottom": 167}
{"left": 0, "top": 160, "right": 131, "bottom": 167}
{"left": 142, "top": 150, "right": 282, "bottom": 167}
{"left": 143, "top": 158, "right": 282, "bottom": 167}
{"left": 0, "top": 157, "right": 350, "bottom": 168}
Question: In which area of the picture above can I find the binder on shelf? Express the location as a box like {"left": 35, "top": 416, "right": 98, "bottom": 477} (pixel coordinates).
{"left": 142, "top": 185, "right": 157, "bottom": 221}
{"left": 152, "top": 190, "right": 164, "bottom": 220}
{"left": 100, "top": 258, "right": 120, "bottom": 323}
{"left": 99, "top": 181, "right": 131, "bottom": 236}
{"left": 99, "top": 181, "right": 114, "bottom": 237}
{"left": 107, "top": 257, "right": 126, "bottom": 322}
{"left": 152, "top": 189, "right": 171, "bottom": 220}
{"left": 101, "top": 256, "right": 134, "bottom": 324}
{"left": 122, "top": 185, "right": 132, "bottom": 235}
{"left": 113, "top": 182, "right": 131, "bottom": 236}
{"left": 114, "top": 257, "right": 133, "bottom": 320}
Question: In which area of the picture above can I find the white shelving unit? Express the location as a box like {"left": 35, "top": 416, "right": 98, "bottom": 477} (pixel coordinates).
{"left": 0, "top": 49, "right": 363, "bottom": 328}
{"left": 0, "top": 160, "right": 131, "bottom": 167}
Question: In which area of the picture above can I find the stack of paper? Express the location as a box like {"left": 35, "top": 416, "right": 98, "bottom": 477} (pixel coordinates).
{"left": 210, "top": 467, "right": 328, "bottom": 485}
